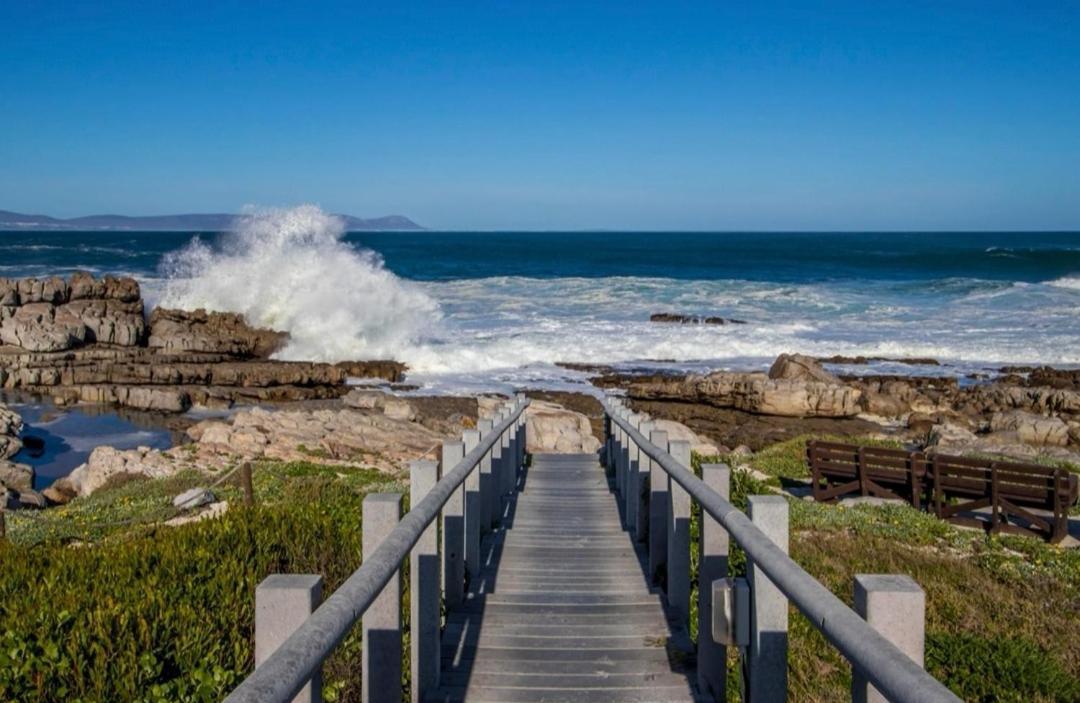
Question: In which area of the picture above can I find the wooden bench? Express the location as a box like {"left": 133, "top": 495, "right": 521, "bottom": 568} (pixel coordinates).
{"left": 806, "top": 440, "right": 926, "bottom": 508}
{"left": 930, "top": 454, "right": 1078, "bottom": 543}
{"left": 806, "top": 440, "right": 1079, "bottom": 543}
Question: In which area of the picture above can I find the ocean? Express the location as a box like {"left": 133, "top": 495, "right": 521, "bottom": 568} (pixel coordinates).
{"left": 2, "top": 207, "right": 1079, "bottom": 394}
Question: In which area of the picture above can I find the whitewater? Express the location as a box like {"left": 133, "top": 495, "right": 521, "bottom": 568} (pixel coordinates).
{"left": 3, "top": 206, "right": 1079, "bottom": 393}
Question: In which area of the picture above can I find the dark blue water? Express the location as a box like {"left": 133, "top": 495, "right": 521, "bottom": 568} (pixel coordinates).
{"left": 2, "top": 230, "right": 1078, "bottom": 283}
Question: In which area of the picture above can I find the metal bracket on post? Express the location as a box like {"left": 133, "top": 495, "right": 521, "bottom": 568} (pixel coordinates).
{"left": 711, "top": 577, "right": 750, "bottom": 647}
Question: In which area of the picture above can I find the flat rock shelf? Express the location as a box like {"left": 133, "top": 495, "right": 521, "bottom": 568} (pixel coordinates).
{"left": 432, "top": 453, "right": 704, "bottom": 703}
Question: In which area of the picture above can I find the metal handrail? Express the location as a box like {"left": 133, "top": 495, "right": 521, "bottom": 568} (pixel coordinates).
{"left": 224, "top": 399, "right": 530, "bottom": 703}
{"left": 604, "top": 399, "right": 961, "bottom": 703}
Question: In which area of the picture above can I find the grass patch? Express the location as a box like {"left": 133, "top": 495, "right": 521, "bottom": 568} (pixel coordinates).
{"left": 0, "top": 461, "right": 405, "bottom": 702}
{"left": 688, "top": 444, "right": 1080, "bottom": 702}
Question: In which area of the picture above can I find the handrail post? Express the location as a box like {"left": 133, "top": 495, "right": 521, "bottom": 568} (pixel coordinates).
{"left": 490, "top": 410, "right": 506, "bottom": 525}
{"left": 747, "top": 495, "right": 789, "bottom": 703}
{"left": 614, "top": 408, "right": 626, "bottom": 493}
{"left": 699, "top": 464, "right": 731, "bottom": 701}
{"left": 462, "top": 429, "right": 482, "bottom": 582}
{"left": 255, "top": 575, "right": 324, "bottom": 703}
{"left": 477, "top": 418, "right": 495, "bottom": 533}
{"left": 498, "top": 407, "right": 513, "bottom": 516}
{"left": 666, "top": 439, "right": 692, "bottom": 624}
{"left": 647, "top": 429, "right": 669, "bottom": 584}
{"left": 635, "top": 420, "right": 656, "bottom": 543}
{"left": 362, "top": 493, "right": 403, "bottom": 703}
{"left": 410, "top": 460, "right": 440, "bottom": 702}
{"left": 853, "top": 575, "right": 926, "bottom": 703}
{"left": 625, "top": 414, "right": 644, "bottom": 531}
{"left": 441, "top": 441, "right": 466, "bottom": 608}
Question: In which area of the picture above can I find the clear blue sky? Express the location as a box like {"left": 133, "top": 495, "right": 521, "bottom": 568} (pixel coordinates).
{"left": 1, "top": 1, "right": 1078, "bottom": 230}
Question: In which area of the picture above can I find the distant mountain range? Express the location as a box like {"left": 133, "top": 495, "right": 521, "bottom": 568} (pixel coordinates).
{"left": 0, "top": 210, "right": 423, "bottom": 231}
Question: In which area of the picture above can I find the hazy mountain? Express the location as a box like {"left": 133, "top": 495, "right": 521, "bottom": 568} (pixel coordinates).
{"left": 0, "top": 210, "right": 423, "bottom": 231}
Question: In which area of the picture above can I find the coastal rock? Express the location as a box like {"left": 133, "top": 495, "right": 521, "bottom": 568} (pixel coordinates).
{"left": 65, "top": 446, "right": 179, "bottom": 496}
{"left": 649, "top": 419, "right": 720, "bottom": 456}
{"left": 190, "top": 405, "right": 452, "bottom": 471}
{"left": 63, "top": 298, "right": 146, "bottom": 346}
{"left": 172, "top": 487, "right": 215, "bottom": 510}
{"left": 989, "top": 411, "right": 1069, "bottom": 447}
{"left": 768, "top": 353, "right": 839, "bottom": 384}
{"left": 42, "top": 481, "right": 77, "bottom": 505}
{"left": 148, "top": 308, "right": 288, "bottom": 358}
{"left": 631, "top": 370, "right": 861, "bottom": 418}
{"left": 0, "top": 303, "right": 88, "bottom": 351}
{"left": 0, "top": 460, "right": 34, "bottom": 492}
{"left": 649, "top": 313, "right": 747, "bottom": 325}
{"left": 523, "top": 400, "right": 601, "bottom": 454}
{"left": 0, "top": 403, "right": 24, "bottom": 459}
{"left": 343, "top": 389, "right": 418, "bottom": 421}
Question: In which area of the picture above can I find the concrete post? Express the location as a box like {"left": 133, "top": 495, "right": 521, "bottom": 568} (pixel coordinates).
{"left": 410, "top": 460, "right": 440, "bottom": 703}
{"left": 462, "top": 429, "right": 482, "bottom": 583}
{"left": 699, "top": 464, "right": 731, "bottom": 701}
{"left": 634, "top": 421, "right": 655, "bottom": 543}
{"left": 625, "top": 414, "right": 643, "bottom": 531}
{"left": 614, "top": 410, "right": 625, "bottom": 494}
{"left": 852, "top": 575, "right": 926, "bottom": 703}
{"left": 441, "top": 441, "right": 465, "bottom": 609}
{"left": 255, "top": 575, "right": 323, "bottom": 703}
{"left": 477, "top": 418, "right": 495, "bottom": 533}
{"left": 362, "top": 493, "right": 402, "bottom": 703}
{"left": 647, "top": 429, "right": 669, "bottom": 584}
{"left": 498, "top": 407, "right": 513, "bottom": 508}
{"left": 666, "top": 440, "right": 692, "bottom": 624}
{"left": 747, "top": 495, "right": 789, "bottom": 703}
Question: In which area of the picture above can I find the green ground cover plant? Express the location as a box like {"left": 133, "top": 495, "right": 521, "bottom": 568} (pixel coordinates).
{"left": 0, "top": 461, "right": 404, "bottom": 702}
{"left": 689, "top": 444, "right": 1080, "bottom": 703}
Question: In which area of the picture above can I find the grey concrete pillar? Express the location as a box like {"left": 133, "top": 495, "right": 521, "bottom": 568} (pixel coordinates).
{"left": 441, "top": 441, "right": 465, "bottom": 609}
{"left": 647, "top": 429, "right": 669, "bottom": 584}
{"left": 498, "top": 407, "right": 513, "bottom": 507}
{"left": 476, "top": 418, "right": 495, "bottom": 533}
{"left": 666, "top": 439, "right": 692, "bottom": 624}
{"left": 699, "top": 464, "right": 731, "bottom": 701}
{"left": 255, "top": 575, "right": 323, "bottom": 703}
{"left": 634, "top": 421, "right": 655, "bottom": 543}
{"left": 462, "top": 429, "right": 482, "bottom": 583}
{"left": 747, "top": 495, "right": 789, "bottom": 703}
{"left": 614, "top": 410, "right": 625, "bottom": 494}
{"left": 410, "top": 460, "right": 440, "bottom": 703}
{"left": 362, "top": 493, "right": 402, "bottom": 703}
{"left": 625, "top": 414, "right": 643, "bottom": 530}
{"left": 852, "top": 575, "right": 926, "bottom": 703}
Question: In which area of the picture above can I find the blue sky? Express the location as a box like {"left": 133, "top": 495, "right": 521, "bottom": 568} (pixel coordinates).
{"left": 1, "top": 1, "right": 1078, "bottom": 230}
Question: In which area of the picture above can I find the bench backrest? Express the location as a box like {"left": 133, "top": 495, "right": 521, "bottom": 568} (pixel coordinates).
{"left": 808, "top": 440, "right": 1079, "bottom": 510}
{"left": 807, "top": 440, "right": 922, "bottom": 484}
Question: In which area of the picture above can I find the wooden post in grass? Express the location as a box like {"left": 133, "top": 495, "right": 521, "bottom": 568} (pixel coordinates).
{"left": 240, "top": 462, "right": 255, "bottom": 507}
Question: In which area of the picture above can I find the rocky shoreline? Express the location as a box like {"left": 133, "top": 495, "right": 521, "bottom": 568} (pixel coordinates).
{"left": 0, "top": 273, "right": 404, "bottom": 413}
{"left": 1, "top": 272, "right": 1078, "bottom": 519}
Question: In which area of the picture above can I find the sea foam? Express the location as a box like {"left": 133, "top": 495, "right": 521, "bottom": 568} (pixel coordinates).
{"left": 158, "top": 205, "right": 440, "bottom": 361}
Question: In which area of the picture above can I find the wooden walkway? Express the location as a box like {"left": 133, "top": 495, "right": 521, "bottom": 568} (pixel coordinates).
{"left": 432, "top": 453, "right": 703, "bottom": 702}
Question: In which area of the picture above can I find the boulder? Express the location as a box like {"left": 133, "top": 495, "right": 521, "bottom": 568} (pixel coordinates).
{"left": 62, "top": 298, "right": 146, "bottom": 346}
{"left": 0, "top": 460, "right": 34, "bottom": 492}
{"left": 0, "top": 403, "right": 23, "bottom": 460}
{"left": 0, "top": 303, "right": 87, "bottom": 351}
{"left": 42, "top": 481, "right": 77, "bottom": 505}
{"left": 926, "top": 422, "right": 979, "bottom": 448}
{"left": 523, "top": 400, "right": 602, "bottom": 454}
{"left": 630, "top": 370, "right": 861, "bottom": 418}
{"left": 989, "top": 411, "right": 1069, "bottom": 447}
{"left": 768, "top": 353, "right": 840, "bottom": 384}
{"left": 65, "top": 446, "right": 179, "bottom": 496}
{"left": 649, "top": 419, "right": 720, "bottom": 456}
{"left": 147, "top": 308, "right": 288, "bottom": 358}
{"left": 172, "top": 487, "right": 216, "bottom": 510}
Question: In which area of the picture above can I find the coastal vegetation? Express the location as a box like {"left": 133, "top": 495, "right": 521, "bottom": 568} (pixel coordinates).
{"left": 689, "top": 446, "right": 1080, "bottom": 703}
{"left": 0, "top": 461, "right": 401, "bottom": 702}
